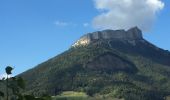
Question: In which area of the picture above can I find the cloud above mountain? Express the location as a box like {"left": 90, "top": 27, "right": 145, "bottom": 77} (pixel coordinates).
{"left": 92, "top": 0, "right": 164, "bottom": 32}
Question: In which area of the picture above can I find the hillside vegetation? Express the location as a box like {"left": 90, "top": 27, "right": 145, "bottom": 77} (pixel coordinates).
{"left": 19, "top": 39, "right": 170, "bottom": 100}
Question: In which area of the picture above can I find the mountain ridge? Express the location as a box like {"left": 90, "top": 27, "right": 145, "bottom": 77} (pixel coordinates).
{"left": 72, "top": 27, "right": 143, "bottom": 47}
{"left": 18, "top": 27, "right": 170, "bottom": 100}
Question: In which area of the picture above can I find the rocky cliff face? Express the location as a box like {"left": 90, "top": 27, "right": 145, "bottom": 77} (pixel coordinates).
{"left": 72, "top": 27, "right": 143, "bottom": 47}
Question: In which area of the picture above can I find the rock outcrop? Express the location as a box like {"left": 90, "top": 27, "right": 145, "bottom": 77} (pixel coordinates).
{"left": 72, "top": 27, "right": 143, "bottom": 47}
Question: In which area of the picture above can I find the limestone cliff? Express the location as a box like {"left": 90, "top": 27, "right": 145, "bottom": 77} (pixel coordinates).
{"left": 72, "top": 27, "right": 143, "bottom": 47}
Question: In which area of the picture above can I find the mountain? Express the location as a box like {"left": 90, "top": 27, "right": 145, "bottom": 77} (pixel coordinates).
{"left": 19, "top": 27, "right": 170, "bottom": 100}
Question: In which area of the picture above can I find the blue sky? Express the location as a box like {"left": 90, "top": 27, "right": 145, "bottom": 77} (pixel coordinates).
{"left": 0, "top": 0, "right": 170, "bottom": 76}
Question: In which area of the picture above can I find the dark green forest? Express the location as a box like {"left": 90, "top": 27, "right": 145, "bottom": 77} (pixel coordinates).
{"left": 12, "top": 39, "right": 170, "bottom": 100}
{"left": 16, "top": 40, "right": 170, "bottom": 100}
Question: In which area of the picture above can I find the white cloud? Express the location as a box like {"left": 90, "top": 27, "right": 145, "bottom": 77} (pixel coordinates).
{"left": 0, "top": 73, "right": 12, "bottom": 80}
{"left": 92, "top": 0, "right": 164, "bottom": 32}
{"left": 55, "top": 21, "right": 69, "bottom": 26}
{"left": 54, "top": 20, "right": 78, "bottom": 28}
{"left": 0, "top": 73, "right": 7, "bottom": 80}
{"left": 83, "top": 23, "right": 89, "bottom": 27}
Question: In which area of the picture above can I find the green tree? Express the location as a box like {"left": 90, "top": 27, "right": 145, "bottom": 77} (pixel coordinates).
{"left": 0, "top": 66, "right": 52, "bottom": 100}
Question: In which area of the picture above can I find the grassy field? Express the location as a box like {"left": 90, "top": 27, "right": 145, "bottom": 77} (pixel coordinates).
{"left": 52, "top": 91, "right": 88, "bottom": 100}
{"left": 52, "top": 91, "right": 124, "bottom": 100}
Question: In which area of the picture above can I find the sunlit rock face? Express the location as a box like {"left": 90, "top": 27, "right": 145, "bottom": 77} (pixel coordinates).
{"left": 72, "top": 27, "right": 143, "bottom": 47}
{"left": 72, "top": 35, "right": 91, "bottom": 47}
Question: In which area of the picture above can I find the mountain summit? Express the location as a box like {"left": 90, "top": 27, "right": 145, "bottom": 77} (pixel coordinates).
{"left": 19, "top": 27, "right": 170, "bottom": 100}
{"left": 72, "top": 27, "right": 143, "bottom": 47}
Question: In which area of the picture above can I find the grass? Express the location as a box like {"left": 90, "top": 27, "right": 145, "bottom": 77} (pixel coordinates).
{"left": 166, "top": 96, "right": 170, "bottom": 100}
{"left": 52, "top": 91, "right": 88, "bottom": 100}
{"left": 52, "top": 91, "right": 124, "bottom": 100}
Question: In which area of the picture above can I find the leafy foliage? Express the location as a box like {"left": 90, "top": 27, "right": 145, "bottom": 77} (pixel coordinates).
{"left": 0, "top": 91, "right": 4, "bottom": 97}
{"left": 4, "top": 39, "right": 170, "bottom": 100}
{"left": 5, "top": 66, "right": 13, "bottom": 75}
{"left": 0, "top": 66, "right": 52, "bottom": 100}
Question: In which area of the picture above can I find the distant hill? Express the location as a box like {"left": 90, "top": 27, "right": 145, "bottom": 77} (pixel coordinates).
{"left": 19, "top": 27, "right": 170, "bottom": 100}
